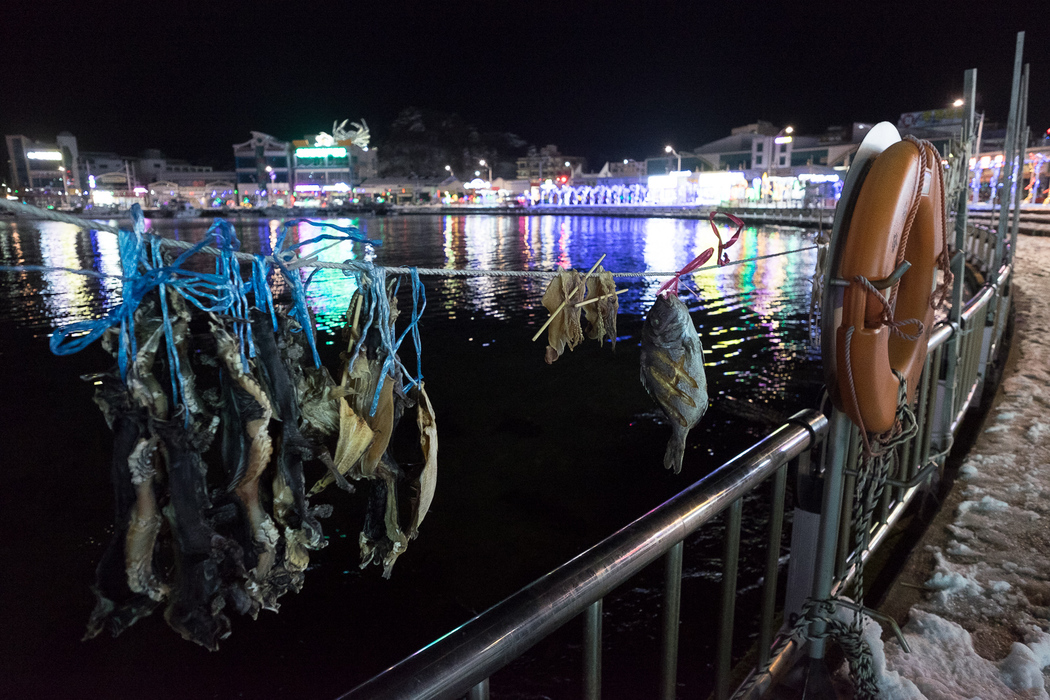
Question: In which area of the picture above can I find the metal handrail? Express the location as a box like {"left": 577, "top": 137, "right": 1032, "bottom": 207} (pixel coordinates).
{"left": 339, "top": 409, "right": 828, "bottom": 700}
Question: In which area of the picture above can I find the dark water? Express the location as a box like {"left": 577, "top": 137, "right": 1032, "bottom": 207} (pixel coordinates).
{"left": 0, "top": 214, "right": 822, "bottom": 699}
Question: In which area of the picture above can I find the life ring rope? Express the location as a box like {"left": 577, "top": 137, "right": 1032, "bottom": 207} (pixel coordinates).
{"left": 830, "top": 134, "right": 954, "bottom": 435}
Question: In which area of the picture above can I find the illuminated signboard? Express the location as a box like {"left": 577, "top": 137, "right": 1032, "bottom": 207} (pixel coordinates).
{"left": 773, "top": 136, "right": 792, "bottom": 145}
{"left": 294, "top": 184, "right": 321, "bottom": 192}
{"left": 27, "top": 151, "right": 63, "bottom": 160}
{"left": 295, "top": 147, "right": 347, "bottom": 158}
{"left": 798, "top": 173, "right": 840, "bottom": 183}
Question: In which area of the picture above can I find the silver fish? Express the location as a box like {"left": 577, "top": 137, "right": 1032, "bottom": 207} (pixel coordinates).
{"left": 639, "top": 293, "right": 709, "bottom": 473}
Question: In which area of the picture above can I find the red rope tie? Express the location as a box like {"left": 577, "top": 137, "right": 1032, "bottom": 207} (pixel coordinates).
{"left": 655, "top": 212, "right": 744, "bottom": 298}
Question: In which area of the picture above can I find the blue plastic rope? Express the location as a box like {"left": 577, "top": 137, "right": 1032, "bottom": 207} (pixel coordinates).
{"left": 393, "top": 267, "right": 426, "bottom": 391}
{"left": 50, "top": 206, "right": 242, "bottom": 389}
{"left": 269, "top": 218, "right": 378, "bottom": 369}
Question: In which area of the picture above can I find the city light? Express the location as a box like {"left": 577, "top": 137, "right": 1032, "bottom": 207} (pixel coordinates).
{"left": 27, "top": 151, "right": 62, "bottom": 160}
{"left": 953, "top": 98, "right": 964, "bottom": 107}
{"left": 798, "top": 173, "right": 840, "bottom": 183}
{"left": 294, "top": 147, "right": 347, "bottom": 158}
{"left": 774, "top": 136, "right": 793, "bottom": 144}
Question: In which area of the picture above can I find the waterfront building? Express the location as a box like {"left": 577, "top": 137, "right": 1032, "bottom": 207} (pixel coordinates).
{"left": 354, "top": 177, "right": 448, "bottom": 204}
{"left": 4, "top": 132, "right": 81, "bottom": 206}
{"left": 597, "top": 159, "right": 646, "bottom": 179}
{"left": 233, "top": 132, "right": 293, "bottom": 206}
{"left": 516, "top": 145, "right": 586, "bottom": 184}
{"left": 291, "top": 136, "right": 376, "bottom": 201}
{"left": 80, "top": 149, "right": 233, "bottom": 209}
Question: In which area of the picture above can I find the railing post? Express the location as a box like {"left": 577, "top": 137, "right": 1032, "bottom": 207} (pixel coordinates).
{"left": 806, "top": 410, "right": 852, "bottom": 661}
{"left": 759, "top": 462, "right": 789, "bottom": 667}
{"left": 994, "top": 31, "right": 1024, "bottom": 269}
{"left": 467, "top": 678, "right": 489, "bottom": 700}
{"left": 584, "top": 599, "right": 603, "bottom": 700}
{"left": 1009, "top": 64, "right": 1030, "bottom": 258}
{"left": 941, "top": 68, "right": 977, "bottom": 448}
{"left": 660, "top": 543, "right": 683, "bottom": 700}
{"left": 716, "top": 499, "right": 743, "bottom": 700}
{"left": 783, "top": 449, "right": 822, "bottom": 622}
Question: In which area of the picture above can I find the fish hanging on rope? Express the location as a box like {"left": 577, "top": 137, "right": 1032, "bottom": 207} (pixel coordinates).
{"left": 639, "top": 213, "right": 741, "bottom": 473}
{"left": 312, "top": 267, "right": 436, "bottom": 577}
{"left": 541, "top": 269, "right": 586, "bottom": 363}
{"left": 640, "top": 291, "right": 709, "bottom": 474}
{"left": 581, "top": 266, "right": 618, "bottom": 348}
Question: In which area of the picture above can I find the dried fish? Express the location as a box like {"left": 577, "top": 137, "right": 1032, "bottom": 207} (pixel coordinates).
{"left": 359, "top": 454, "right": 409, "bottom": 579}
{"left": 582, "top": 267, "right": 618, "bottom": 348}
{"left": 541, "top": 270, "right": 586, "bottom": 364}
{"left": 83, "top": 372, "right": 160, "bottom": 640}
{"left": 639, "top": 293, "right": 709, "bottom": 473}
{"left": 156, "top": 418, "right": 242, "bottom": 651}
{"left": 211, "top": 318, "right": 277, "bottom": 601}
{"left": 406, "top": 382, "right": 437, "bottom": 540}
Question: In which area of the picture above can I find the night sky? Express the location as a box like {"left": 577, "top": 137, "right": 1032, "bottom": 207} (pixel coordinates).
{"left": 2, "top": 0, "right": 1046, "bottom": 169}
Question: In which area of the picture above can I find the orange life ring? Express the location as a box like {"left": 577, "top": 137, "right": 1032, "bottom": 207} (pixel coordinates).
{"left": 830, "top": 137, "right": 946, "bottom": 434}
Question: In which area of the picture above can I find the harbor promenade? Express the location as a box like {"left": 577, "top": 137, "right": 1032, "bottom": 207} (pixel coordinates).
{"left": 868, "top": 232, "right": 1050, "bottom": 698}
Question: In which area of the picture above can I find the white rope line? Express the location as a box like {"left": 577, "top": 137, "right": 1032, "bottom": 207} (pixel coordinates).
{"left": 0, "top": 197, "right": 818, "bottom": 280}
{"left": 0, "top": 198, "right": 122, "bottom": 233}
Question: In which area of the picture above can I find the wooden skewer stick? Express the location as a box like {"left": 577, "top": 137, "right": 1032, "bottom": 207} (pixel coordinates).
{"left": 284, "top": 240, "right": 345, "bottom": 270}
{"left": 531, "top": 254, "right": 607, "bottom": 342}
{"left": 573, "top": 288, "right": 628, "bottom": 308}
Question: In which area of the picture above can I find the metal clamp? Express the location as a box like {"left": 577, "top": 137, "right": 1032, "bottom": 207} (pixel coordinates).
{"left": 830, "top": 260, "right": 912, "bottom": 289}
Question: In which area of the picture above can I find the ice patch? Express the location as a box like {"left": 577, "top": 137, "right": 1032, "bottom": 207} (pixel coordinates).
{"left": 947, "top": 542, "right": 977, "bottom": 556}
{"left": 882, "top": 610, "right": 1024, "bottom": 699}
{"left": 958, "top": 496, "right": 1010, "bottom": 514}
{"left": 959, "top": 463, "right": 980, "bottom": 479}
{"left": 997, "top": 411, "right": 1019, "bottom": 421}
{"left": 1028, "top": 422, "right": 1050, "bottom": 443}
{"left": 990, "top": 580, "right": 1012, "bottom": 592}
{"left": 985, "top": 424, "right": 1009, "bottom": 433}
{"left": 926, "top": 569, "right": 983, "bottom": 598}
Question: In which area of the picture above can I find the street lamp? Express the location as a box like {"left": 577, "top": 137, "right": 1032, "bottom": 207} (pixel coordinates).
{"left": 664, "top": 145, "right": 682, "bottom": 173}
{"left": 445, "top": 164, "right": 454, "bottom": 179}
{"left": 478, "top": 159, "right": 492, "bottom": 181}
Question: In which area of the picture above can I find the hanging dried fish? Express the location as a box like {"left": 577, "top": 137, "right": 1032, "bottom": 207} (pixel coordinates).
{"left": 541, "top": 270, "right": 585, "bottom": 364}
{"left": 582, "top": 267, "right": 618, "bottom": 348}
{"left": 406, "top": 382, "right": 438, "bottom": 540}
{"left": 83, "top": 370, "right": 160, "bottom": 640}
{"left": 639, "top": 292, "right": 709, "bottom": 474}
{"left": 155, "top": 417, "right": 243, "bottom": 650}
{"left": 211, "top": 318, "right": 277, "bottom": 610}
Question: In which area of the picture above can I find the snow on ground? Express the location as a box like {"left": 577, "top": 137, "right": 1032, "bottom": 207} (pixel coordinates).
{"left": 862, "top": 234, "right": 1050, "bottom": 699}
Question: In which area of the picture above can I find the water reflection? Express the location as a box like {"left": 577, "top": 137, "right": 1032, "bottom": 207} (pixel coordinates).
{"left": 0, "top": 214, "right": 820, "bottom": 409}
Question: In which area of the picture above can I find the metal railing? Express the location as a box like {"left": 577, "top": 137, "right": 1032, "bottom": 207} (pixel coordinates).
{"left": 337, "top": 249, "right": 1012, "bottom": 700}
{"left": 340, "top": 410, "right": 828, "bottom": 700}
{"left": 338, "top": 209, "right": 1018, "bottom": 700}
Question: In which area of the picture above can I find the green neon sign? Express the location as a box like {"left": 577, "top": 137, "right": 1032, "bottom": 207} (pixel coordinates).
{"left": 295, "top": 147, "right": 347, "bottom": 158}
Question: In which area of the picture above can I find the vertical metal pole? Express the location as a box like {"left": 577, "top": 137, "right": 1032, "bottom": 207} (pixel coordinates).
{"left": 584, "top": 599, "right": 603, "bottom": 700}
{"left": 1009, "top": 64, "right": 1030, "bottom": 257}
{"left": 716, "top": 499, "right": 743, "bottom": 700}
{"left": 836, "top": 427, "right": 860, "bottom": 578}
{"left": 759, "top": 463, "right": 789, "bottom": 667}
{"left": 995, "top": 31, "right": 1025, "bottom": 269}
{"left": 943, "top": 68, "right": 977, "bottom": 444}
{"left": 808, "top": 410, "right": 852, "bottom": 660}
{"left": 660, "top": 543, "right": 683, "bottom": 700}
{"left": 467, "top": 678, "right": 489, "bottom": 700}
